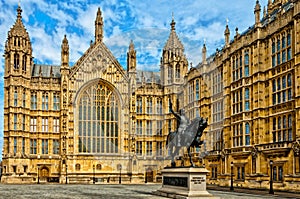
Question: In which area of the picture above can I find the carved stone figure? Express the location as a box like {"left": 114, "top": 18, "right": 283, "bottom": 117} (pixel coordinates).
{"left": 167, "top": 99, "right": 208, "bottom": 167}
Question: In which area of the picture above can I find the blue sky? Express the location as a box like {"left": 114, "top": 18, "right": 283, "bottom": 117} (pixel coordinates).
{"left": 0, "top": 0, "right": 269, "bottom": 160}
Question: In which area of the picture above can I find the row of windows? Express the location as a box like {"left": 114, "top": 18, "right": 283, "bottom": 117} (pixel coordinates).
{"left": 272, "top": 114, "right": 293, "bottom": 142}
{"left": 212, "top": 70, "right": 223, "bottom": 95}
{"left": 136, "top": 97, "right": 163, "bottom": 114}
{"left": 167, "top": 64, "right": 181, "bottom": 83}
{"left": 30, "top": 93, "right": 60, "bottom": 110}
{"left": 212, "top": 101, "right": 223, "bottom": 123}
{"left": 272, "top": 74, "right": 292, "bottom": 105}
{"left": 233, "top": 123, "right": 250, "bottom": 147}
{"left": 188, "top": 79, "right": 200, "bottom": 103}
{"left": 232, "top": 51, "right": 249, "bottom": 81}
{"left": 272, "top": 33, "right": 292, "bottom": 67}
{"left": 136, "top": 141, "right": 163, "bottom": 156}
{"left": 13, "top": 53, "right": 27, "bottom": 71}
{"left": 11, "top": 115, "right": 60, "bottom": 133}
{"left": 11, "top": 138, "right": 59, "bottom": 155}
{"left": 136, "top": 120, "right": 163, "bottom": 136}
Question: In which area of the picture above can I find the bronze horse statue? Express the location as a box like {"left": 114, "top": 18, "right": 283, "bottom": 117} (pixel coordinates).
{"left": 167, "top": 100, "right": 208, "bottom": 167}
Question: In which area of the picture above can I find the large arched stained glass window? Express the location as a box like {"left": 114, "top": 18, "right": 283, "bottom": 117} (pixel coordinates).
{"left": 78, "top": 81, "right": 119, "bottom": 154}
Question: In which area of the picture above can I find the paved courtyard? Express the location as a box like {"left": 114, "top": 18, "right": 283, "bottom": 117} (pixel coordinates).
{"left": 0, "top": 184, "right": 298, "bottom": 199}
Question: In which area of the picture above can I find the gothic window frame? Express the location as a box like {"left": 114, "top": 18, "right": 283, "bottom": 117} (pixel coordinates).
{"left": 76, "top": 79, "right": 121, "bottom": 154}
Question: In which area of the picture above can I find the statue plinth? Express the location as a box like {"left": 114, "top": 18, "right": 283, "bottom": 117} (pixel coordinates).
{"left": 154, "top": 167, "right": 219, "bottom": 199}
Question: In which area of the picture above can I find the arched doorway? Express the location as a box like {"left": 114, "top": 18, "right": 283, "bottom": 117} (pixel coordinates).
{"left": 40, "top": 167, "right": 49, "bottom": 182}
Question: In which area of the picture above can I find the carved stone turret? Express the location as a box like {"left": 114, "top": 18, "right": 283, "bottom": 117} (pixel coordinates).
{"left": 95, "top": 7, "right": 103, "bottom": 43}
{"left": 127, "top": 40, "right": 136, "bottom": 72}
{"left": 224, "top": 22, "right": 230, "bottom": 47}
{"left": 61, "top": 35, "right": 69, "bottom": 68}
{"left": 202, "top": 43, "right": 207, "bottom": 65}
{"left": 4, "top": 4, "right": 32, "bottom": 77}
{"left": 254, "top": 0, "right": 261, "bottom": 27}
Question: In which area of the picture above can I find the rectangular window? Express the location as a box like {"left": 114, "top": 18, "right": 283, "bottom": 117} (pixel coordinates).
{"left": 136, "top": 141, "right": 142, "bottom": 156}
{"left": 14, "top": 88, "right": 18, "bottom": 106}
{"left": 42, "top": 93, "right": 49, "bottom": 110}
{"left": 42, "top": 117, "right": 48, "bottom": 132}
{"left": 136, "top": 97, "right": 142, "bottom": 114}
{"left": 22, "top": 115, "right": 25, "bottom": 131}
{"left": 237, "top": 166, "right": 245, "bottom": 180}
{"left": 53, "top": 139, "right": 60, "bottom": 154}
{"left": 156, "top": 98, "right": 162, "bottom": 114}
{"left": 146, "top": 141, "right": 152, "bottom": 156}
{"left": 30, "top": 139, "right": 37, "bottom": 154}
{"left": 156, "top": 120, "right": 163, "bottom": 135}
{"left": 14, "top": 114, "right": 17, "bottom": 130}
{"left": 146, "top": 121, "right": 152, "bottom": 136}
{"left": 13, "top": 137, "right": 17, "bottom": 154}
{"left": 146, "top": 98, "right": 152, "bottom": 114}
{"left": 136, "top": 120, "right": 143, "bottom": 136}
{"left": 22, "top": 91, "right": 26, "bottom": 107}
{"left": 22, "top": 138, "right": 25, "bottom": 154}
{"left": 42, "top": 139, "right": 48, "bottom": 154}
{"left": 156, "top": 142, "right": 163, "bottom": 156}
{"left": 53, "top": 94, "right": 60, "bottom": 110}
{"left": 53, "top": 118, "right": 60, "bottom": 133}
{"left": 31, "top": 92, "right": 37, "bottom": 110}
{"left": 30, "top": 117, "right": 37, "bottom": 132}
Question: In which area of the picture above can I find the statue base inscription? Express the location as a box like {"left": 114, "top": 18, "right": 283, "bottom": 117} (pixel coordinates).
{"left": 154, "top": 167, "right": 219, "bottom": 199}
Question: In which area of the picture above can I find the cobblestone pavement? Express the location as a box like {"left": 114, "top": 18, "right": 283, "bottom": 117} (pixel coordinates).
{"left": 0, "top": 183, "right": 298, "bottom": 199}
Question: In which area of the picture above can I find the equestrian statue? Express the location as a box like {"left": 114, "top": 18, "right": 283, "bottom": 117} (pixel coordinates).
{"left": 166, "top": 99, "right": 208, "bottom": 167}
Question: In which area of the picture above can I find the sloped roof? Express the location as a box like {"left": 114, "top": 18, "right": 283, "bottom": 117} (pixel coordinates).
{"left": 31, "top": 64, "right": 61, "bottom": 78}
{"left": 136, "top": 70, "right": 160, "bottom": 84}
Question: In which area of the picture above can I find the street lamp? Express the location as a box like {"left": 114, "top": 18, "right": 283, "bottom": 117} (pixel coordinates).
{"left": 117, "top": 164, "right": 122, "bottom": 184}
{"left": 230, "top": 161, "right": 234, "bottom": 191}
{"left": 93, "top": 165, "right": 95, "bottom": 184}
{"left": 65, "top": 164, "right": 68, "bottom": 184}
{"left": 37, "top": 165, "right": 40, "bottom": 184}
{"left": 269, "top": 160, "right": 274, "bottom": 194}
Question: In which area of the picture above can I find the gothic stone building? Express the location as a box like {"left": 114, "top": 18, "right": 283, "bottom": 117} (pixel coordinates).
{"left": 185, "top": 0, "right": 300, "bottom": 192}
{"left": 1, "top": 5, "right": 188, "bottom": 184}
{"left": 2, "top": 0, "right": 300, "bottom": 191}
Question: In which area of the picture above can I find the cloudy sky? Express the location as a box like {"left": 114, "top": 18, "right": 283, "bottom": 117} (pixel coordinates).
{"left": 0, "top": 0, "right": 269, "bottom": 159}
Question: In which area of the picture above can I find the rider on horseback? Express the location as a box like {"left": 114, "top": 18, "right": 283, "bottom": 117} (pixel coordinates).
{"left": 169, "top": 99, "right": 190, "bottom": 147}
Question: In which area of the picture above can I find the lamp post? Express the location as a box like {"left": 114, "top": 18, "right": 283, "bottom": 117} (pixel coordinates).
{"left": 65, "top": 164, "right": 68, "bottom": 184}
{"left": 93, "top": 165, "right": 95, "bottom": 184}
{"left": 37, "top": 165, "right": 40, "bottom": 184}
{"left": 230, "top": 161, "right": 234, "bottom": 191}
{"left": 269, "top": 160, "right": 274, "bottom": 194}
{"left": 117, "top": 164, "right": 122, "bottom": 184}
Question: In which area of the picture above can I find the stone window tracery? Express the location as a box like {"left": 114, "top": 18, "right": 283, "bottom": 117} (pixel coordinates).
{"left": 78, "top": 81, "right": 120, "bottom": 154}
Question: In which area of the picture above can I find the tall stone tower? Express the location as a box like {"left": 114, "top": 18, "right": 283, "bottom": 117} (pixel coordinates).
{"left": 3, "top": 4, "right": 33, "bottom": 175}
{"left": 160, "top": 16, "right": 188, "bottom": 133}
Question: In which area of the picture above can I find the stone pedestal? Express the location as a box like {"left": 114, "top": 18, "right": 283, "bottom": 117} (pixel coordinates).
{"left": 154, "top": 167, "right": 219, "bottom": 199}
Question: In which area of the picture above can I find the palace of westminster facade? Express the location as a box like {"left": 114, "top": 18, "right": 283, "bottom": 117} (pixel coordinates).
{"left": 2, "top": 0, "right": 300, "bottom": 191}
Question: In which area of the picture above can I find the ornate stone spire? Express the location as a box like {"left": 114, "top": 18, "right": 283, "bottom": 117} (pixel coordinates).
{"left": 202, "top": 41, "right": 207, "bottom": 65}
{"left": 254, "top": 0, "right": 261, "bottom": 26}
{"left": 8, "top": 4, "right": 30, "bottom": 41}
{"left": 224, "top": 19, "right": 230, "bottom": 47}
{"left": 61, "top": 35, "right": 69, "bottom": 67}
{"left": 127, "top": 40, "right": 136, "bottom": 72}
{"left": 164, "top": 16, "right": 184, "bottom": 55}
{"left": 95, "top": 7, "right": 103, "bottom": 43}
